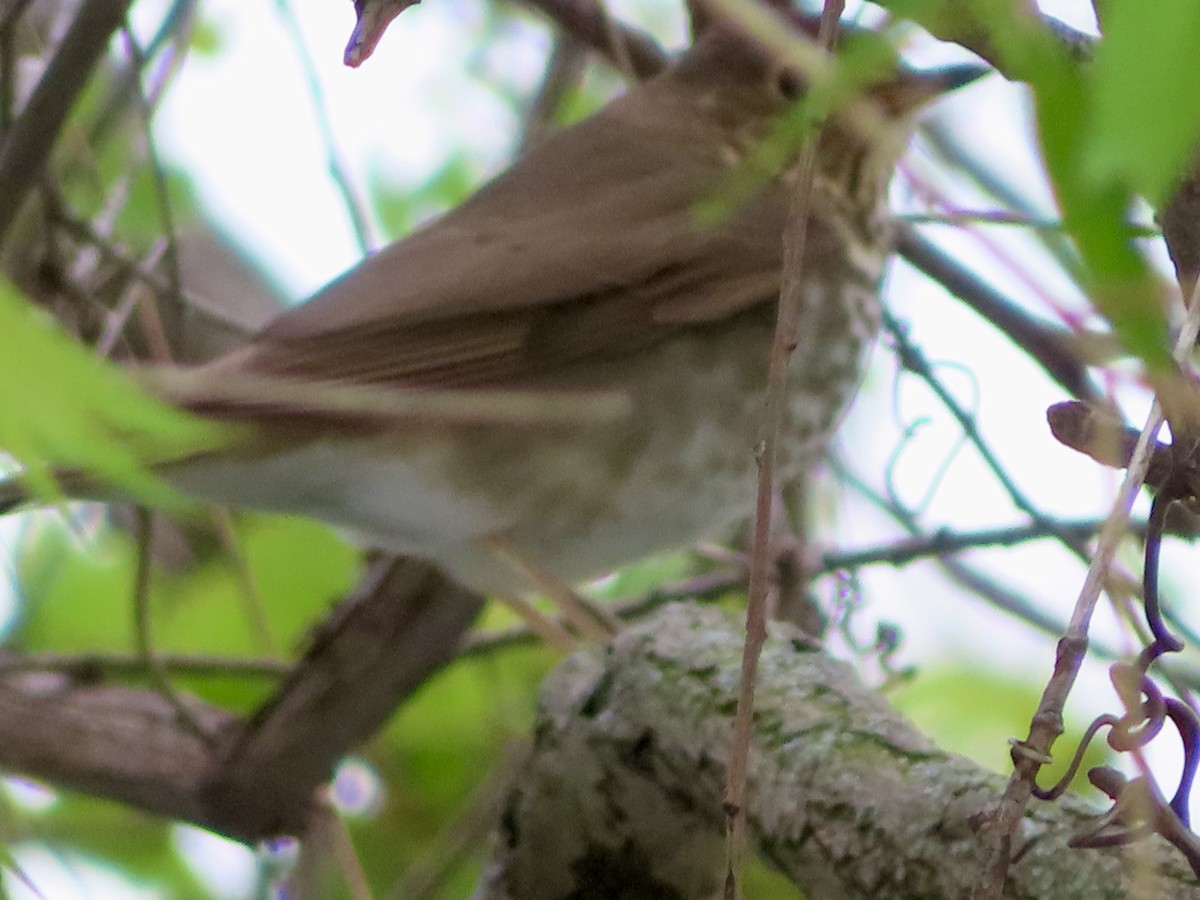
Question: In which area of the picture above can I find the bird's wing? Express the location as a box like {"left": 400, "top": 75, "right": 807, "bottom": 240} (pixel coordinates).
{"left": 211, "top": 79, "right": 793, "bottom": 390}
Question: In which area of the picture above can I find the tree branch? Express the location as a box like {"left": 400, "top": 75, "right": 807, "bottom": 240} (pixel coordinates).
{"left": 200, "top": 556, "right": 484, "bottom": 841}
{"left": 0, "top": 671, "right": 233, "bottom": 826}
{"left": 0, "top": 0, "right": 133, "bottom": 248}
{"left": 479, "top": 604, "right": 1200, "bottom": 899}
{"left": 0, "top": 556, "right": 483, "bottom": 842}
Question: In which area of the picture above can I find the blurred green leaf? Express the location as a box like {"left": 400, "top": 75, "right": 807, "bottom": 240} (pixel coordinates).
{"left": 0, "top": 279, "right": 228, "bottom": 508}
{"left": 13, "top": 521, "right": 135, "bottom": 652}
{"left": 1088, "top": 0, "right": 1200, "bottom": 205}
{"left": 895, "top": 0, "right": 1172, "bottom": 373}
{"left": 371, "top": 154, "right": 480, "bottom": 241}
{"left": 189, "top": 19, "right": 224, "bottom": 57}
{"left": 696, "top": 27, "right": 901, "bottom": 227}
{"left": 892, "top": 664, "right": 1108, "bottom": 789}
{"left": 13, "top": 513, "right": 357, "bottom": 710}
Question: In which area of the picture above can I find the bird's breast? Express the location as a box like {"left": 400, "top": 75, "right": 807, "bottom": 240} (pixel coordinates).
{"left": 167, "top": 277, "right": 882, "bottom": 597}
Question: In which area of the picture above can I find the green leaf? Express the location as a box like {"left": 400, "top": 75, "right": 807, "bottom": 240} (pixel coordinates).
{"left": 188, "top": 18, "right": 224, "bottom": 58}
{"left": 13, "top": 514, "right": 358, "bottom": 711}
{"left": 0, "top": 278, "right": 228, "bottom": 507}
{"left": 892, "top": 665, "right": 1108, "bottom": 788}
{"left": 896, "top": 0, "right": 1173, "bottom": 373}
{"left": 13, "top": 523, "right": 136, "bottom": 652}
{"left": 1088, "top": 0, "right": 1200, "bottom": 204}
{"left": 696, "top": 27, "right": 902, "bottom": 226}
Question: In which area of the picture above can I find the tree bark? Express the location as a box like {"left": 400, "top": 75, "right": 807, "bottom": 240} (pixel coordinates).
{"left": 477, "top": 603, "right": 1199, "bottom": 900}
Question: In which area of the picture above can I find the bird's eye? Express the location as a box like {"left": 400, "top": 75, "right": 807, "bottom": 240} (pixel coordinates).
{"left": 770, "top": 65, "right": 803, "bottom": 101}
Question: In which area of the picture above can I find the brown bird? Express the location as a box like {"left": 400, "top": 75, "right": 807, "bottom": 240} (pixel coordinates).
{"left": 3, "top": 23, "right": 978, "bottom": 610}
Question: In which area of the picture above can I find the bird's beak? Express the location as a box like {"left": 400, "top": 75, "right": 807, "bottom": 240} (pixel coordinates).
{"left": 871, "top": 62, "right": 990, "bottom": 115}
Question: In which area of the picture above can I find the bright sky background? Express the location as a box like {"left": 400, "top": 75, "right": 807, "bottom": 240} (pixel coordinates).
{"left": 11, "top": 0, "right": 1200, "bottom": 896}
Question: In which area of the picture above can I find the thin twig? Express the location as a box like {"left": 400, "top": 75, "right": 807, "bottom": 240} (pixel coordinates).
{"left": 896, "top": 223, "right": 1100, "bottom": 404}
{"left": 722, "top": 4, "right": 842, "bottom": 897}
{"left": 131, "top": 509, "right": 214, "bottom": 742}
{"left": 324, "top": 800, "right": 373, "bottom": 900}
{"left": 519, "top": 33, "right": 587, "bottom": 152}
{"left": 89, "top": 0, "right": 195, "bottom": 146}
{"left": 120, "top": 22, "right": 184, "bottom": 335}
{"left": 0, "top": 649, "right": 289, "bottom": 678}
{"left": 593, "top": 0, "right": 637, "bottom": 82}
{"left": 900, "top": 209, "right": 1158, "bottom": 237}
{"left": 95, "top": 241, "right": 167, "bottom": 358}
{"left": 883, "top": 310, "right": 1104, "bottom": 568}
{"left": 0, "top": 0, "right": 37, "bottom": 137}
{"left": 973, "top": 274, "right": 1200, "bottom": 900}
{"left": 521, "top": 0, "right": 666, "bottom": 79}
{"left": 0, "top": 0, "right": 133, "bottom": 248}
{"left": 276, "top": 0, "right": 374, "bottom": 255}
{"left": 52, "top": 207, "right": 259, "bottom": 341}
{"left": 918, "top": 119, "right": 1082, "bottom": 277}
{"left": 823, "top": 518, "right": 1128, "bottom": 570}
{"left": 209, "top": 507, "right": 278, "bottom": 656}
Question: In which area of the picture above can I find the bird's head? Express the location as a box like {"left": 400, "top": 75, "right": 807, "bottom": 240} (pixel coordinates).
{"left": 673, "top": 16, "right": 985, "bottom": 211}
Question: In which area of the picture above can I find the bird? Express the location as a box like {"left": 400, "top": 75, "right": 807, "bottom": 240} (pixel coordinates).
{"left": 2, "top": 20, "right": 979, "bottom": 615}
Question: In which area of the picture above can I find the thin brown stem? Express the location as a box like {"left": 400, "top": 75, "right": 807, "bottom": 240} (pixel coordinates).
{"left": 276, "top": 0, "right": 374, "bottom": 255}
{"left": 973, "top": 268, "right": 1200, "bottom": 899}
{"left": 722, "top": 3, "right": 843, "bottom": 897}
{"left": 0, "top": 650, "right": 289, "bottom": 679}
{"left": 131, "top": 509, "right": 213, "bottom": 742}
{"left": 520, "top": 0, "right": 667, "bottom": 79}
{"left": 0, "top": 0, "right": 133, "bottom": 248}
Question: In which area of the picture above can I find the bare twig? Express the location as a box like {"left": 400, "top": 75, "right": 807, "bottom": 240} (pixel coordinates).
{"left": 0, "top": 0, "right": 133, "bottom": 248}
{"left": 0, "top": 650, "right": 289, "bottom": 679}
{"left": 973, "top": 274, "right": 1200, "bottom": 900}
{"left": 131, "top": 509, "right": 213, "bottom": 742}
{"left": 824, "top": 518, "right": 1126, "bottom": 570}
{"left": 0, "top": 0, "right": 38, "bottom": 136}
{"left": 276, "top": 0, "right": 374, "bottom": 255}
{"left": 89, "top": 0, "right": 195, "bottom": 146}
{"left": 520, "top": 0, "right": 666, "bottom": 79}
{"left": 894, "top": 227, "right": 1102, "bottom": 401}
{"left": 722, "top": 3, "right": 843, "bottom": 896}
{"left": 51, "top": 207, "right": 260, "bottom": 343}
{"left": 918, "top": 119, "right": 1082, "bottom": 278}
{"left": 120, "top": 23, "right": 184, "bottom": 347}
{"left": 883, "top": 310, "right": 1097, "bottom": 554}
{"left": 519, "top": 33, "right": 588, "bottom": 152}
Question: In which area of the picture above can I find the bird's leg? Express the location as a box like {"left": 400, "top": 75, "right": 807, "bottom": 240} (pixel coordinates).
{"left": 485, "top": 537, "right": 621, "bottom": 641}
{"left": 494, "top": 592, "right": 578, "bottom": 651}
{"left": 772, "top": 482, "right": 826, "bottom": 638}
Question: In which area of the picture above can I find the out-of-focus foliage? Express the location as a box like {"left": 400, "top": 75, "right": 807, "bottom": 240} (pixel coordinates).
{"left": 3, "top": 0, "right": 1199, "bottom": 896}
{"left": 900, "top": 0, "right": 1200, "bottom": 372}
{"left": 0, "top": 278, "right": 223, "bottom": 509}
{"left": 892, "top": 665, "right": 1110, "bottom": 791}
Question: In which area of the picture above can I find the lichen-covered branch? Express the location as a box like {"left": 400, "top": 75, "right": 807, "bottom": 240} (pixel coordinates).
{"left": 478, "top": 604, "right": 1199, "bottom": 900}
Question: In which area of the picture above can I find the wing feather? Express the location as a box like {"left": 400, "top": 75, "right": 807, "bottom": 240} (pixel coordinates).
{"left": 210, "top": 60, "right": 796, "bottom": 390}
